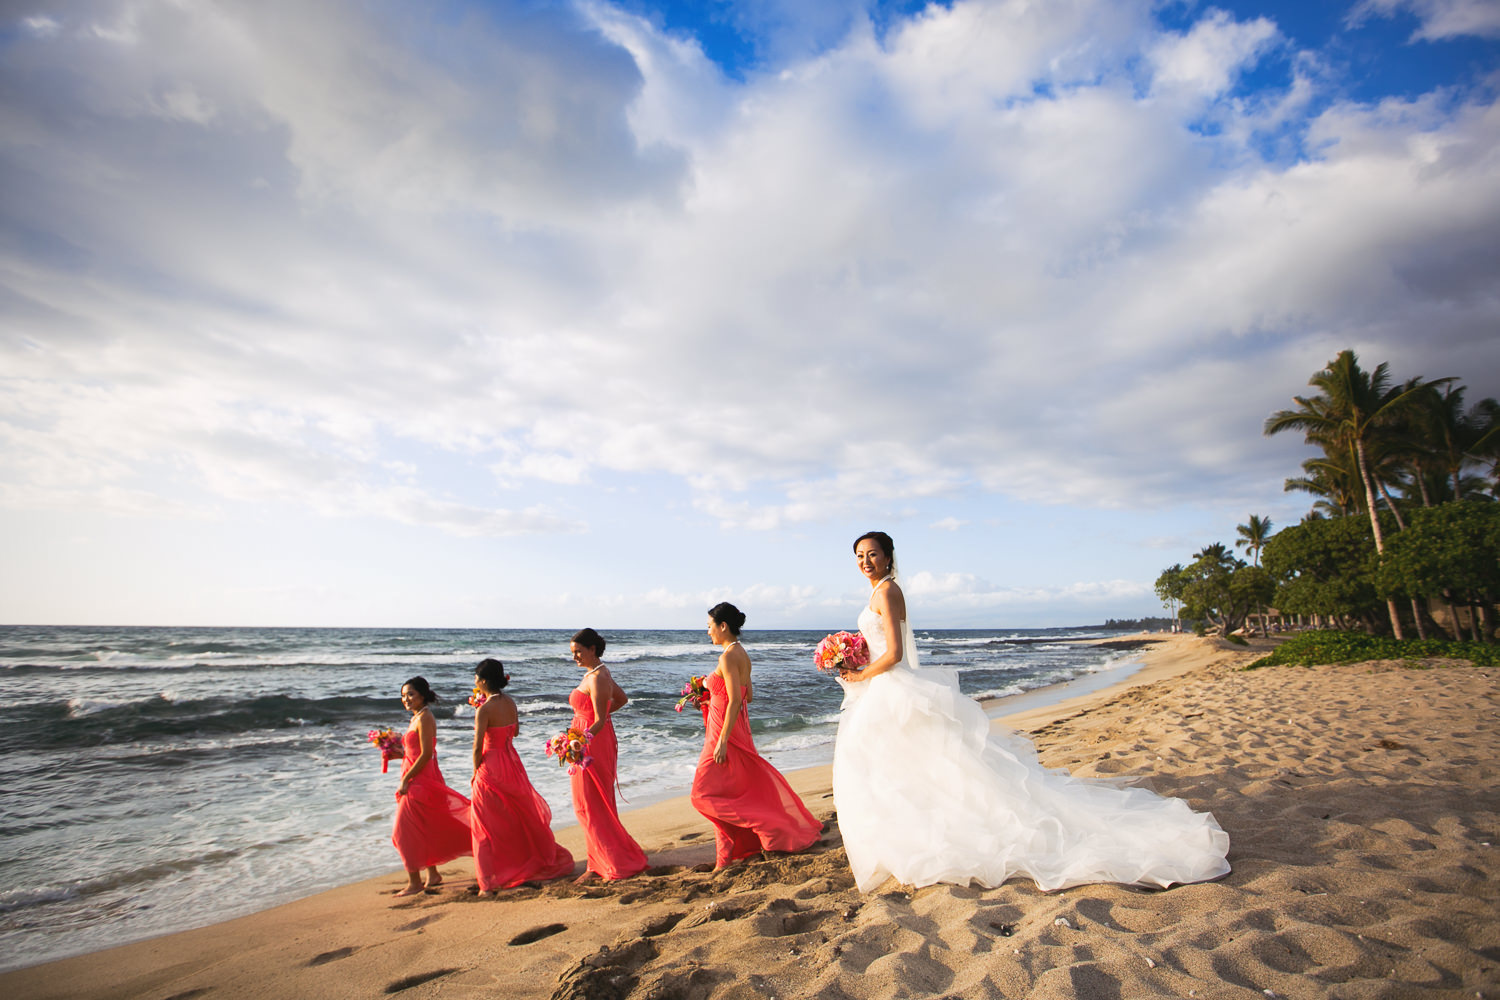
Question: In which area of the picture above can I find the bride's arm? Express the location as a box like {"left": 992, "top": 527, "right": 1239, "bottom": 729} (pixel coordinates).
{"left": 845, "top": 583, "right": 906, "bottom": 682}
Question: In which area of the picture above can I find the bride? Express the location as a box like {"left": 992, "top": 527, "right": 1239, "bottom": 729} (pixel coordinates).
{"left": 832, "top": 530, "right": 1231, "bottom": 893}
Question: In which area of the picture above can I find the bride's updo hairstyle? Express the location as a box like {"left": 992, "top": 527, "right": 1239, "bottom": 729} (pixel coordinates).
{"left": 475, "top": 658, "right": 509, "bottom": 692}
{"left": 708, "top": 602, "right": 747, "bottom": 636}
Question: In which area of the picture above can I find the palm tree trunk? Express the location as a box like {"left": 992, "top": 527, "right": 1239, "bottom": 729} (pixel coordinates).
{"left": 1356, "top": 439, "right": 1404, "bottom": 639}
{"left": 1377, "top": 480, "right": 1407, "bottom": 530}
{"left": 1410, "top": 598, "right": 1427, "bottom": 639}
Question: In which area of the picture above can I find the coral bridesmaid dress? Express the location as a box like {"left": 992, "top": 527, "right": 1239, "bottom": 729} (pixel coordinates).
{"left": 391, "top": 729, "right": 472, "bottom": 871}
{"left": 470, "top": 723, "right": 576, "bottom": 890}
{"left": 567, "top": 689, "right": 648, "bottom": 880}
{"left": 690, "top": 672, "right": 822, "bottom": 867}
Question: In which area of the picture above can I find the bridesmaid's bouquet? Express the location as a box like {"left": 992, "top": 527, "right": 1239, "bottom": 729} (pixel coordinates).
{"left": 467, "top": 686, "right": 487, "bottom": 709}
{"left": 675, "top": 675, "right": 709, "bottom": 712}
{"left": 544, "top": 727, "right": 593, "bottom": 775}
{"left": 367, "top": 727, "right": 402, "bottom": 773}
{"left": 814, "top": 631, "right": 871, "bottom": 674}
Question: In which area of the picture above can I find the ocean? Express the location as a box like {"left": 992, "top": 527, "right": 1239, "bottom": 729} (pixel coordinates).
{"left": 0, "top": 623, "right": 1145, "bottom": 972}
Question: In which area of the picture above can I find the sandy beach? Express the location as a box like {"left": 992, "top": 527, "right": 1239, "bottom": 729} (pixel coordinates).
{"left": 5, "top": 633, "right": 1497, "bottom": 999}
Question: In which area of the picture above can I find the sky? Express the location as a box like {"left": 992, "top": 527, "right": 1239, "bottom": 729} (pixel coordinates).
{"left": 2, "top": 0, "right": 1498, "bottom": 630}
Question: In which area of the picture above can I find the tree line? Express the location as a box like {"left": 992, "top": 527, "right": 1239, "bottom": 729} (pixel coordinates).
{"left": 1156, "top": 350, "right": 1500, "bottom": 642}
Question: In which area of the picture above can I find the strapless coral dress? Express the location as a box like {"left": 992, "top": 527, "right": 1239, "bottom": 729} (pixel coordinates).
{"left": 470, "top": 723, "right": 576, "bottom": 889}
{"left": 690, "top": 672, "right": 821, "bottom": 867}
{"left": 567, "top": 689, "right": 648, "bottom": 879}
{"left": 391, "top": 728, "right": 472, "bottom": 871}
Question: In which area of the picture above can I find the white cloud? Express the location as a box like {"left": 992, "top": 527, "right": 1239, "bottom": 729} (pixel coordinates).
{"left": 1148, "top": 9, "right": 1279, "bottom": 100}
{"left": 1, "top": 0, "right": 1498, "bottom": 595}
{"left": 1350, "top": 0, "right": 1500, "bottom": 40}
{"left": 931, "top": 516, "right": 966, "bottom": 530}
{"left": 904, "top": 570, "right": 1151, "bottom": 611}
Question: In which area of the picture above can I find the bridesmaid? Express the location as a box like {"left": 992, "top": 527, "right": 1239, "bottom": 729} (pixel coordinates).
{"left": 690, "top": 603, "right": 821, "bottom": 869}
{"left": 468, "top": 658, "right": 575, "bottom": 894}
{"left": 391, "top": 676, "right": 472, "bottom": 896}
{"left": 566, "top": 628, "right": 648, "bottom": 882}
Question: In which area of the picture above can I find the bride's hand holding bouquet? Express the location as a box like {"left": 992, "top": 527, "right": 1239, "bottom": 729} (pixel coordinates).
{"left": 815, "top": 631, "right": 871, "bottom": 678}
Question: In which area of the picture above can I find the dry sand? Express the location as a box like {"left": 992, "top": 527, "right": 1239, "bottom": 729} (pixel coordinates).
{"left": 5, "top": 634, "right": 1497, "bottom": 999}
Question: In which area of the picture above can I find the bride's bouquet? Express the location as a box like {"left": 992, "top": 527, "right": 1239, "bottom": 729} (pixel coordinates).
{"left": 675, "top": 675, "right": 709, "bottom": 712}
{"left": 814, "top": 631, "right": 871, "bottom": 674}
{"left": 544, "top": 727, "right": 593, "bottom": 775}
{"left": 367, "top": 727, "right": 402, "bottom": 773}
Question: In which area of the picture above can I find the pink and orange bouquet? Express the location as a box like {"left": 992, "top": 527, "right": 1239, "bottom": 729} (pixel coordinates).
{"left": 814, "top": 631, "right": 871, "bottom": 674}
{"left": 367, "top": 727, "right": 402, "bottom": 773}
{"left": 544, "top": 727, "right": 593, "bottom": 775}
{"left": 675, "top": 675, "right": 710, "bottom": 712}
{"left": 467, "top": 685, "right": 487, "bottom": 710}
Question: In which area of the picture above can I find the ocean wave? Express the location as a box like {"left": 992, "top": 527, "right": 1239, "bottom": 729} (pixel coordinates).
{"left": 971, "top": 683, "right": 1028, "bottom": 701}
{"left": 0, "top": 848, "right": 244, "bottom": 916}
{"left": 757, "top": 731, "right": 836, "bottom": 754}
{"left": 65, "top": 693, "right": 173, "bottom": 718}
{"left": 606, "top": 645, "right": 709, "bottom": 663}
{"left": 20, "top": 693, "right": 402, "bottom": 751}
{"left": 2, "top": 650, "right": 548, "bottom": 673}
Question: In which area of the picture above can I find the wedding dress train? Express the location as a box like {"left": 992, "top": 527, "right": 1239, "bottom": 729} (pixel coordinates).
{"left": 832, "top": 607, "right": 1230, "bottom": 892}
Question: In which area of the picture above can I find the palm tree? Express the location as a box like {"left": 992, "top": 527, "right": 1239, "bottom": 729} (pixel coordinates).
{"left": 1235, "top": 515, "right": 1274, "bottom": 635}
{"left": 1194, "top": 542, "right": 1232, "bottom": 565}
{"left": 1284, "top": 455, "right": 1362, "bottom": 516}
{"left": 1420, "top": 385, "right": 1500, "bottom": 501}
{"left": 1475, "top": 398, "right": 1500, "bottom": 496}
{"left": 1235, "top": 515, "right": 1272, "bottom": 567}
{"left": 1265, "top": 350, "right": 1451, "bottom": 638}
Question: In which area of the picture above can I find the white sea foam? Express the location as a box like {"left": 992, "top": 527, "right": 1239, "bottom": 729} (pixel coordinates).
{"left": 64, "top": 693, "right": 171, "bottom": 718}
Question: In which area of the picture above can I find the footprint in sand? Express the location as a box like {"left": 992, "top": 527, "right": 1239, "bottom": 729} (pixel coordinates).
{"left": 394, "top": 913, "right": 442, "bottom": 932}
{"left": 508, "top": 923, "right": 568, "bottom": 946}
{"left": 383, "top": 968, "right": 458, "bottom": 994}
{"left": 637, "top": 912, "right": 687, "bottom": 937}
{"left": 306, "top": 945, "right": 360, "bottom": 966}
{"left": 551, "top": 938, "right": 657, "bottom": 1000}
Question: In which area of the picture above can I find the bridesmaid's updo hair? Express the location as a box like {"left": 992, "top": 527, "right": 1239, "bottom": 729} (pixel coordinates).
{"left": 475, "top": 658, "right": 509, "bottom": 691}
{"left": 708, "top": 602, "right": 747, "bottom": 636}
{"left": 852, "top": 530, "right": 895, "bottom": 562}
{"left": 571, "top": 628, "right": 606, "bottom": 656}
{"left": 402, "top": 675, "right": 439, "bottom": 706}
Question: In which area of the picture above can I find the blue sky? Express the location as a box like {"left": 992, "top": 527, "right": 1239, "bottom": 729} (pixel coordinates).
{"left": 2, "top": 0, "right": 1498, "bottom": 629}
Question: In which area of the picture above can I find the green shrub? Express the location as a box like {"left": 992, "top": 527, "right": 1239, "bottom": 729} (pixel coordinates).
{"left": 1225, "top": 633, "right": 1248, "bottom": 645}
{"left": 1246, "top": 630, "right": 1500, "bottom": 669}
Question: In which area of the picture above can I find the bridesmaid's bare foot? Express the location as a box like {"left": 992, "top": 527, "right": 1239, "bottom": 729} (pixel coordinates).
{"left": 477, "top": 889, "right": 495, "bottom": 898}
{"left": 572, "top": 871, "right": 600, "bottom": 885}
{"left": 394, "top": 884, "right": 425, "bottom": 897}
{"left": 424, "top": 867, "right": 444, "bottom": 890}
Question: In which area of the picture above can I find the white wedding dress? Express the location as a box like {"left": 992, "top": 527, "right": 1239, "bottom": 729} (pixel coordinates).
{"left": 832, "top": 605, "right": 1231, "bottom": 893}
